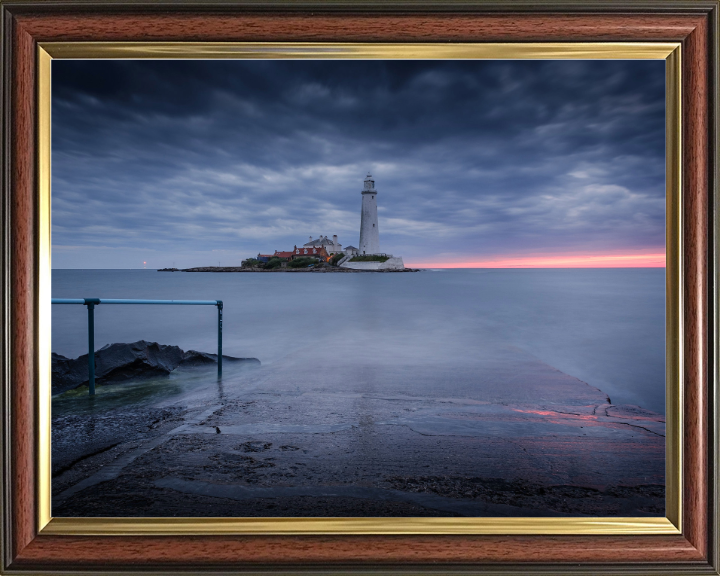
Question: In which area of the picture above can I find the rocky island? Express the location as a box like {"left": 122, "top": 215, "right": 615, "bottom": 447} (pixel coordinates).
{"left": 159, "top": 175, "right": 417, "bottom": 273}
{"left": 160, "top": 265, "right": 420, "bottom": 273}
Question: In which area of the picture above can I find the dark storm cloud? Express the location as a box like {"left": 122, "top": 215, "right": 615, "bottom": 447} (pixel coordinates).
{"left": 51, "top": 59, "right": 665, "bottom": 268}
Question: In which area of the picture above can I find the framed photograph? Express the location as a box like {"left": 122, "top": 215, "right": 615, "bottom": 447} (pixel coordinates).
{"left": 1, "top": 1, "right": 718, "bottom": 574}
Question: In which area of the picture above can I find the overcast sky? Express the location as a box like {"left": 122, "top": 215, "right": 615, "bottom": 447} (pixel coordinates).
{"left": 52, "top": 59, "right": 665, "bottom": 269}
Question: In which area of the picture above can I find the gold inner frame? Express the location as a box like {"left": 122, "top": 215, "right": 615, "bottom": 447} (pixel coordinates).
{"left": 37, "top": 42, "right": 682, "bottom": 536}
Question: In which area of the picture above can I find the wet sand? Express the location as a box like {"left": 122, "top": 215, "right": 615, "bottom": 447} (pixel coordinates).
{"left": 52, "top": 343, "right": 664, "bottom": 517}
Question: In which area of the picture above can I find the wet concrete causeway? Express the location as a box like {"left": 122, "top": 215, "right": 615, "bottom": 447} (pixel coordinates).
{"left": 52, "top": 344, "right": 665, "bottom": 517}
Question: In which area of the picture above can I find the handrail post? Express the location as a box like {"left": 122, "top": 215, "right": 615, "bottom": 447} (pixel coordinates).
{"left": 84, "top": 298, "right": 100, "bottom": 395}
{"left": 217, "top": 300, "right": 223, "bottom": 377}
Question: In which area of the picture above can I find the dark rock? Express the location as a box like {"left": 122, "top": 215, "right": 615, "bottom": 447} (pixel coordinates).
{"left": 97, "top": 341, "right": 185, "bottom": 383}
{"left": 52, "top": 352, "right": 90, "bottom": 395}
{"left": 180, "top": 349, "right": 230, "bottom": 367}
{"left": 52, "top": 340, "right": 260, "bottom": 395}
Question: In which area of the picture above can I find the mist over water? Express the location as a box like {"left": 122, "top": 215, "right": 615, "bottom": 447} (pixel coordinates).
{"left": 52, "top": 268, "right": 665, "bottom": 414}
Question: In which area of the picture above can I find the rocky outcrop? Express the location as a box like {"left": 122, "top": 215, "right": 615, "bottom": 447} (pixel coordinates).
{"left": 51, "top": 352, "right": 90, "bottom": 395}
{"left": 52, "top": 341, "right": 260, "bottom": 395}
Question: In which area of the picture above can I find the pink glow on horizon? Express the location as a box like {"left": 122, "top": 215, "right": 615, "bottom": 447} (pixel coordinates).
{"left": 406, "top": 252, "right": 665, "bottom": 269}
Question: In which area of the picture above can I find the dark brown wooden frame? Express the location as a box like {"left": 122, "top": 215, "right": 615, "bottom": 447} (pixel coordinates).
{"left": 1, "top": 2, "right": 718, "bottom": 573}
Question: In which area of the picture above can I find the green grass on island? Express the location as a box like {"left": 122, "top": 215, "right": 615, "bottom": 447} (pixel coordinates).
{"left": 287, "top": 256, "right": 319, "bottom": 268}
{"left": 349, "top": 255, "right": 389, "bottom": 262}
{"left": 240, "top": 252, "right": 384, "bottom": 269}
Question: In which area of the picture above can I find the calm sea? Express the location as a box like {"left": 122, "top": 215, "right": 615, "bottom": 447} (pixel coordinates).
{"left": 51, "top": 268, "right": 666, "bottom": 414}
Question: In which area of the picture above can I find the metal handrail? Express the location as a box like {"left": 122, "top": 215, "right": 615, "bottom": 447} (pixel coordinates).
{"left": 51, "top": 298, "right": 223, "bottom": 395}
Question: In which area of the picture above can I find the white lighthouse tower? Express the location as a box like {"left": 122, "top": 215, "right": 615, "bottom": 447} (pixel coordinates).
{"left": 339, "top": 173, "right": 405, "bottom": 270}
{"left": 359, "top": 173, "right": 380, "bottom": 255}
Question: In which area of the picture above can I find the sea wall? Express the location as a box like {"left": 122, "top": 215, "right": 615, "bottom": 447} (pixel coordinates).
{"left": 340, "top": 256, "right": 405, "bottom": 271}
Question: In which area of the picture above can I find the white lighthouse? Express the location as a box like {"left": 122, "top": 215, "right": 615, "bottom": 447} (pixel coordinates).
{"left": 359, "top": 174, "right": 380, "bottom": 255}
{"left": 339, "top": 173, "right": 405, "bottom": 270}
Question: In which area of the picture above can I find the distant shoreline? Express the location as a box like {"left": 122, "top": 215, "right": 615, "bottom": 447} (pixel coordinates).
{"left": 157, "top": 266, "right": 421, "bottom": 273}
